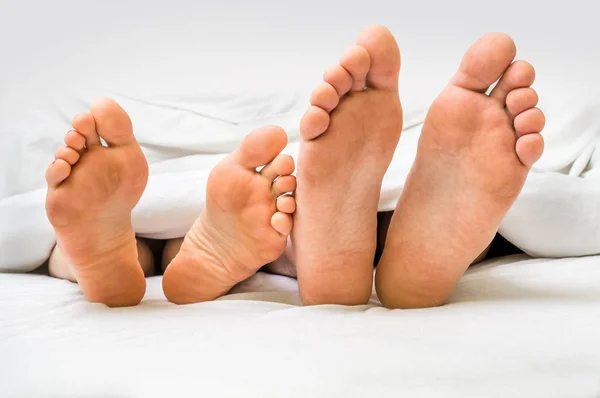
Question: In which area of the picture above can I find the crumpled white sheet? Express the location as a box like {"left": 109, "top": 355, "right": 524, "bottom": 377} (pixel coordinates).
{"left": 499, "top": 94, "right": 600, "bottom": 257}
{"left": 1, "top": 0, "right": 599, "bottom": 272}
{"left": 0, "top": 89, "right": 598, "bottom": 272}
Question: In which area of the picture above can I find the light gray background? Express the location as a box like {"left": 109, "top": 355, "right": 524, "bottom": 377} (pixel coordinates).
{"left": 1, "top": 0, "right": 598, "bottom": 106}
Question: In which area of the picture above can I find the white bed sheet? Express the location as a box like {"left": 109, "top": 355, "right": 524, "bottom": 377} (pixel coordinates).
{"left": 2, "top": 254, "right": 600, "bottom": 397}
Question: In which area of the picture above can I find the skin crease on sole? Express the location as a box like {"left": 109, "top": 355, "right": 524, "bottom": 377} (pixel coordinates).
{"left": 376, "top": 32, "right": 545, "bottom": 309}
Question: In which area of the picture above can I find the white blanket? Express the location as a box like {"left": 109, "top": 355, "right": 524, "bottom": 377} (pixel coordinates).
{"left": 1, "top": 91, "right": 599, "bottom": 272}
{"left": 1, "top": 0, "right": 599, "bottom": 272}
{"left": 2, "top": 254, "right": 600, "bottom": 397}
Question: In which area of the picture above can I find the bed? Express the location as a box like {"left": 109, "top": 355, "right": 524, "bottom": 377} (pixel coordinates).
{"left": 1, "top": 0, "right": 599, "bottom": 396}
{"left": 2, "top": 255, "right": 600, "bottom": 397}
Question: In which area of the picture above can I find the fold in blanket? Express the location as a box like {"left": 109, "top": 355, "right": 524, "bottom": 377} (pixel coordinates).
{"left": 0, "top": 93, "right": 598, "bottom": 272}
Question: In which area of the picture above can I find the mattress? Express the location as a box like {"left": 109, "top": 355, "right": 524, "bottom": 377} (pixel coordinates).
{"left": 2, "top": 254, "right": 600, "bottom": 397}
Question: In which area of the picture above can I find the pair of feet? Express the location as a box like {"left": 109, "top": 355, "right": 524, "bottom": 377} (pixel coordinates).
{"left": 45, "top": 25, "right": 545, "bottom": 308}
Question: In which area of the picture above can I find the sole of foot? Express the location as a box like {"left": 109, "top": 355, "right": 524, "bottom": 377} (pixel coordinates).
{"left": 162, "top": 126, "right": 297, "bottom": 304}
{"left": 45, "top": 97, "right": 149, "bottom": 307}
{"left": 292, "top": 24, "right": 404, "bottom": 305}
{"left": 376, "top": 33, "right": 545, "bottom": 309}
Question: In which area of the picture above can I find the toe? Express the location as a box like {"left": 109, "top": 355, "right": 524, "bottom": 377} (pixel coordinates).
{"left": 310, "top": 82, "right": 340, "bottom": 112}
{"left": 506, "top": 88, "right": 539, "bottom": 117}
{"left": 54, "top": 147, "right": 81, "bottom": 165}
{"left": 300, "top": 106, "right": 330, "bottom": 140}
{"left": 340, "top": 45, "right": 371, "bottom": 92}
{"left": 514, "top": 108, "right": 545, "bottom": 136}
{"left": 490, "top": 61, "right": 536, "bottom": 103}
{"left": 45, "top": 159, "right": 71, "bottom": 187}
{"left": 272, "top": 175, "right": 297, "bottom": 197}
{"left": 276, "top": 195, "right": 296, "bottom": 214}
{"left": 271, "top": 212, "right": 293, "bottom": 235}
{"left": 323, "top": 65, "right": 353, "bottom": 96}
{"left": 232, "top": 126, "right": 288, "bottom": 169}
{"left": 451, "top": 32, "right": 516, "bottom": 93}
{"left": 90, "top": 97, "right": 136, "bottom": 147}
{"left": 516, "top": 133, "right": 544, "bottom": 168}
{"left": 355, "top": 24, "right": 400, "bottom": 91}
{"left": 72, "top": 112, "right": 101, "bottom": 147}
{"left": 64, "top": 130, "right": 87, "bottom": 151}
{"left": 260, "top": 154, "right": 295, "bottom": 182}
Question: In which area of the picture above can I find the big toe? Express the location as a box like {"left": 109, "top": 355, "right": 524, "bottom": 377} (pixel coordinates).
{"left": 355, "top": 24, "right": 400, "bottom": 91}
{"left": 452, "top": 32, "right": 517, "bottom": 92}
{"left": 232, "top": 126, "right": 288, "bottom": 169}
{"left": 90, "top": 97, "right": 136, "bottom": 147}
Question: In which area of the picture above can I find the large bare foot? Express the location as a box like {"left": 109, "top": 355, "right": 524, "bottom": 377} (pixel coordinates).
{"left": 162, "top": 126, "right": 296, "bottom": 304}
{"left": 292, "top": 25, "right": 403, "bottom": 305}
{"left": 377, "top": 33, "right": 545, "bottom": 309}
{"left": 45, "top": 98, "right": 149, "bottom": 307}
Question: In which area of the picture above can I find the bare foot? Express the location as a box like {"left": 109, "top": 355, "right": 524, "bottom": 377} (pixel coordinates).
{"left": 292, "top": 25, "right": 403, "bottom": 305}
{"left": 376, "top": 33, "right": 545, "bottom": 309}
{"left": 45, "top": 98, "right": 149, "bottom": 307}
{"left": 162, "top": 126, "right": 296, "bottom": 304}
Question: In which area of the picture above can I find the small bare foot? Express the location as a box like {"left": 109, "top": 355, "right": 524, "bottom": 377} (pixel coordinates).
{"left": 45, "top": 98, "right": 149, "bottom": 307}
{"left": 292, "top": 25, "right": 403, "bottom": 305}
{"left": 376, "top": 33, "right": 545, "bottom": 309}
{"left": 162, "top": 126, "right": 296, "bottom": 304}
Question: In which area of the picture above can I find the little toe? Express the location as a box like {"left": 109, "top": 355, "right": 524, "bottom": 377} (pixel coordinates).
{"left": 261, "top": 154, "right": 295, "bottom": 182}
{"left": 72, "top": 112, "right": 100, "bottom": 147}
{"left": 276, "top": 195, "right": 296, "bottom": 214}
{"left": 45, "top": 159, "right": 71, "bottom": 187}
{"left": 90, "top": 97, "right": 136, "bottom": 147}
{"left": 355, "top": 24, "right": 401, "bottom": 91}
{"left": 490, "top": 60, "right": 536, "bottom": 103}
{"left": 271, "top": 212, "right": 293, "bottom": 235}
{"left": 232, "top": 125, "right": 288, "bottom": 169}
{"left": 340, "top": 45, "right": 371, "bottom": 92}
{"left": 516, "top": 133, "right": 544, "bottom": 168}
{"left": 54, "top": 147, "right": 81, "bottom": 165}
{"left": 451, "top": 32, "right": 516, "bottom": 92}
{"left": 272, "top": 175, "right": 297, "bottom": 197}
{"left": 64, "top": 130, "right": 87, "bottom": 151}
{"left": 300, "top": 106, "right": 330, "bottom": 140}
{"left": 514, "top": 108, "right": 545, "bottom": 136}
{"left": 310, "top": 82, "right": 340, "bottom": 112}
{"left": 323, "top": 64, "right": 353, "bottom": 96}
